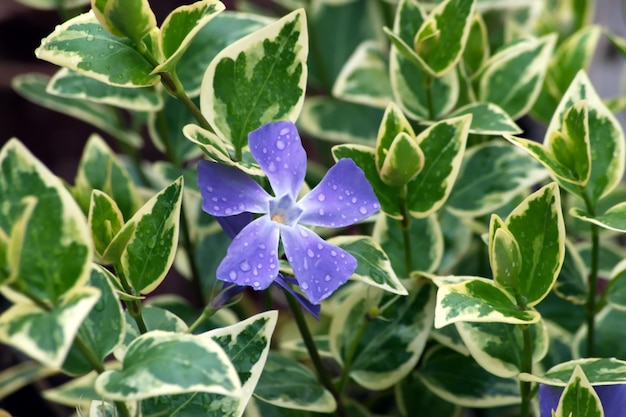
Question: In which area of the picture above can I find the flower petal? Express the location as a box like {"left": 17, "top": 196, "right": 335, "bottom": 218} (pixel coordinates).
{"left": 299, "top": 158, "right": 380, "bottom": 227}
{"left": 216, "top": 216, "right": 280, "bottom": 290}
{"left": 281, "top": 224, "right": 356, "bottom": 304}
{"left": 275, "top": 276, "right": 321, "bottom": 320}
{"left": 248, "top": 121, "right": 307, "bottom": 199}
{"left": 215, "top": 212, "right": 254, "bottom": 239}
{"left": 198, "top": 160, "right": 270, "bottom": 216}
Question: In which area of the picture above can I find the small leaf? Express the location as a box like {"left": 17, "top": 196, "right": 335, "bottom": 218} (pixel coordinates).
{"left": 95, "top": 330, "right": 241, "bottom": 401}
{"left": 91, "top": 0, "right": 157, "bottom": 42}
{"left": 201, "top": 9, "right": 308, "bottom": 152}
{"left": 88, "top": 190, "right": 124, "bottom": 260}
{"left": 375, "top": 101, "right": 416, "bottom": 172}
{"left": 435, "top": 278, "right": 541, "bottom": 328}
{"left": 379, "top": 133, "right": 425, "bottom": 187}
{"left": 154, "top": 0, "right": 226, "bottom": 73}
{"left": 117, "top": 178, "right": 184, "bottom": 294}
{"left": 462, "top": 14, "right": 489, "bottom": 75}
{"left": 35, "top": 12, "right": 158, "bottom": 87}
{"left": 254, "top": 353, "right": 335, "bottom": 412}
{"left": 0, "top": 287, "right": 100, "bottom": 369}
{"left": 332, "top": 41, "right": 393, "bottom": 108}
{"left": 406, "top": 115, "right": 471, "bottom": 217}
{"left": 571, "top": 203, "right": 626, "bottom": 233}
{"left": 447, "top": 102, "right": 521, "bottom": 135}
{"left": 328, "top": 235, "right": 408, "bottom": 296}
{"left": 491, "top": 227, "right": 522, "bottom": 295}
{"left": 554, "top": 366, "right": 604, "bottom": 417}
{"left": 549, "top": 101, "right": 591, "bottom": 184}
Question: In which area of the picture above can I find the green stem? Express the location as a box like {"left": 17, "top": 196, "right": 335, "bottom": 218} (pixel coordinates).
{"left": 423, "top": 73, "right": 436, "bottom": 121}
{"left": 518, "top": 323, "right": 533, "bottom": 417}
{"left": 399, "top": 189, "right": 413, "bottom": 275}
{"left": 336, "top": 314, "right": 371, "bottom": 394}
{"left": 284, "top": 290, "right": 347, "bottom": 417}
{"left": 582, "top": 192, "right": 599, "bottom": 357}
{"left": 116, "top": 267, "right": 149, "bottom": 334}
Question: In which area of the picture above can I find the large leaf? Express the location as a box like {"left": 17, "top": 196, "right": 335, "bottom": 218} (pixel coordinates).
{"left": 418, "top": 345, "right": 520, "bottom": 407}
{"left": 0, "top": 362, "right": 57, "bottom": 400}
{"left": 0, "top": 287, "right": 100, "bottom": 369}
{"left": 447, "top": 142, "right": 548, "bottom": 217}
{"left": 47, "top": 68, "right": 163, "bottom": 111}
{"left": 330, "top": 282, "right": 435, "bottom": 390}
{"left": 254, "top": 353, "right": 335, "bottom": 412}
{"left": 476, "top": 35, "right": 555, "bottom": 119}
{"left": 0, "top": 139, "right": 92, "bottom": 302}
{"left": 91, "top": 0, "right": 156, "bottom": 42}
{"left": 12, "top": 74, "right": 143, "bottom": 148}
{"left": 406, "top": 115, "right": 471, "bottom": 217}
{"left": 95, "top": 330, "right": 241, "bottom": 401}
{"left": 570, "top": 202, "right": 626, "bottom": 233}
{"left": 35, "top": 12, "right": 158, "bottom": 87}
{"left": 520, "top": 358, "right": 626, "bottom": 387}
{"left": 113, "top": 178, "right": 183, "bottom": 294}
{"left": 88, "top": 190, "right": 124, "bottom": 260}
{"left": 200, "top": 9, "right": 308, "bottom": 152}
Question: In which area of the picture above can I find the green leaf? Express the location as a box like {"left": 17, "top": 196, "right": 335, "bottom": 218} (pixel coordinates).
{"left": 553, "top": 240, "right": 588, "bottom": 305}
{"left": 48, "top": 68, "right": 163, "bottom": 111}
{"left": 447, "top": 142, "right": 548, "bottom": 217}
{"left": 62, "top": 265, "right": 126, "bottom": 375}
{"left": 177, "top": 11, "right": 272, "bottom": 96}
{"left": 406, "top": 115, "right": 471, "bottom": 217}
{"left": 201, "top": 9, "right": 307, "bottom": 152}
{"left": 74, "top": 134, "right": 142, "bottom": 221}
{"left": 379, "top": 133, "right": 425, "bottom": 187}
{"left": 519, "top": 357, "right": 626, "bottom": 386}
{"left": 455, "top": 319, "right": 549, "bottom": 378}
{"left": 0, "top": 139, "right": 92, "bottom": 302}
{"left": 476, "top": 34, "right": 556, "bottom": 119}
{"left": 154, "top": 0, "right": 226, "bottom": 73}
{"left": 462, "top": 14, "right": 489, "bottom": 75}
{"left": 91, "top": 0, "right": 157, "bottom": 42}
{"left": 300, "top": 97, "right": 383, "bottom": 145}
{"left": 490, "top": 227, "right": 522, "bottom": 295}
{"left": 383, "top": 0, "right": 424, "bottom": 70}
{"left": 0, "top": 362, "right": 56, "bottom": 400}
{"left": 330, "top": 282, "right": 435, "bottom": 390}
{"left": 395, "top": 372, "right": 460, "bottom": 417}
{"left": 11, "top": 74, "right": 143, "bottom": 148}
{"left": 0, "top": 287, "right": 100, "bottom": 369}
{"left": 505, "top": 183, "right": 565, "bottom": 306}
{"left": 328, "top": 235, "right": 408, "bottom": 296}
{"left": 373, "top": 214, "right": 443, "bottom": 277}
{"left": 35, "top": 12, "right": 158, "bottom": 87}
{"left": 254, "top": 353, "right": 335, "bottom": 412}
{"left": 375, "top": 101, "right": 416, "bottom": 172}
{"left": 418, "top": 345, "right": 520, "bottom": 407}
{"left": 88, "top": 190, "right": 124, "bottom": 260}
{"left": 549, "top": 101, "right": 592, "bottom": 184}
{"left": 15, "top": 0, "right": 89, "bottom": 9}
{"left": 573, "top": 307, "right": 626, "bottom": 360}
{"left": 447, "top": 102, "right": 521, "bottom": 135}
{"left": 332, "top": 41, "right": 392, "bottom": 108}
{"left": 571, "top": 202, "right": 626, "bottom": 233}
{"left": 607, "top": 260, "right": 626, "bottom": 311}
{"left": 117, "top": 178, "right": 184, "bottom": 294}
{"left": 545, "top": 71, "right": 625, "bottom": 201}
{"left": 413, "top": 0, "right": 476, "bottom": 76}
{"left": 332, "top": 144, "right": 401, "bottom": 219}
{"left": 95, "top": 330, "right": 241, "bottom": 401}
{"left": 554, "top": 366, "right": 604, "bottom": 417}
{"left": 88, "top": 400, "right": 117, "bottom": 417}
{"left": 434, "top": 277, "right": 541, "bottom": 328}
{"left": 44, "top": 371, "right": 100, "bottom": 409}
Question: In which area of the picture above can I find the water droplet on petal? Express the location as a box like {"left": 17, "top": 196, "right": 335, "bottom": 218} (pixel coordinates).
{"left": 318, "top": 208, "right": 325, "bottom": 216}
{"left": 299, "top": 229, "right": 309, "bottom": 238}
{"left": 276, "top": 140, "right": 285, "bottom": 150}
{"left": 240, "top": 261, "right": 251, "bottom": 272}
{"left": 206, "top": 185, "right": 214, "bottom": 193}
{"left": 324, "top": 274, "right": 331, "bottom": 282}
{"left": 359, "top": 206, "right": 368, "bottom": 214}
{"left": 301, "top": 282, "right": 309, "bottom": 290}
{"left": 280, "top": 127, "right": 290, "bottom": 135}
{"left": 318, "top": 194, "right": 326, "bottom": 202}
{"left": 253, "top": 281, "right": 261, "bottom": 287}
{"left": 268, "top": 162, "right": 277, "bottom": 172}
{"left": 229, "top": 270, "right": 237, "bottom": 281}
{"left": 351, "top": 197, "right": 357, "bottom": 204}
{"left": 225, "top": 208, "right": 233, "bottom": 215}
{"left": 331, "top": 250, "right": 337, "bottom": 257}
{"left": 317, "top": 243, "right": 323, "bottom": 250}
{"left": 307, "top": 249, "right": 315, "bottom": 257}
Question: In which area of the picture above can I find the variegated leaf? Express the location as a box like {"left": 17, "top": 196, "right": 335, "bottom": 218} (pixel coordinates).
{"left": 447, "top": 142, "right": 548, "bottom": 217}
{"left": 375, "top": 101, "right": 415, "bottom": 172}
{"left": 0, "top": 287, "right": 100, "bottom": 369}
{"left": 88, "top": 190, "right": 124, "bottom": 260}
{"left": 476, "top": 34, "right": 556, "bottom": 119}
{"left": 571, "top": 202, "right": 626, "bottom": 233}
{"left": 379, "top": 132, "right": 424, "bottom": 187}
{"left": 446, "top": 102, "right": 521, "bottom": 135}
{"left": 328, "top": 235, "right": 408, "bottom": 295}
{"left": 435, "top": 277, "right": 541, "bottom": 328}
{"left": 395, "top": 372, "right": 460, "bottom": 417}
{"left": 95, "top": 330, "right": 241, "bottom": 401}
{"left": 12, "top": 74, "right": 143, "bottom": 147}
{"left": 554, "top": 366, "right": 604, "bottom": 417}
{"left": 0, "top": 139, "right": 92, "bottom": 302}
{"left": 48, "top": 68, "right": 163, "bottom": 111}
{"left": 455, "top": 319, "right": 549, "bottom": 378}
{"left": 91, "top": 0, "right": 156, "bottom": 42}
{"left": 200, "top": 9, "right": 308, "bottom": 152}
{"left": 406, "top": 115, "right": 471, "bottom": 218}
{"left": 418, "top": 345, "right": 520, "bottom": 407}
{"left": 35, "top": 12, "right": 158, "bottom": 87}
{"left": 330, "top": 282, "right": 435, "bottom": 391}
{"left": 154, "top": 0, "right": 225, "bottom": 73}
{"left": 607, "top": 259, "right": 626, "bottom": 311}
{"left": 332, "top": 41, "right": 392, "bottom": 108}
{"left": 572, "top": 306, "right": 626, "bottom": 360}
{"left": 254, "top": 353, "right": 335, "bottom": 412}
{"left": 461, "top": 14, "right": 488, "bottom": 75}
{"left": 520, "top": 358, "right": 626, "bottom": 387}
{"left": 0, "top": 362, "right": 57, "bottom": 400}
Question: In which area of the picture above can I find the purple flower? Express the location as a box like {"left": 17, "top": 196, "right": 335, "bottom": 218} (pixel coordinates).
{"left": 540, "top": 383, "right": 626, "bottom": 416}
{"left": 197, "top": 121, "right": 379, "bottom": 304}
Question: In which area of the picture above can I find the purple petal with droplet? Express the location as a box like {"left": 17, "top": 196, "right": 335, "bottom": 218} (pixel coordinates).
{"left": 248, "top": 121, "right": 307, "bottom": 199}
{"left": 216, "top": 216, "right": 280, "bottom": 290}
{"left": 215, "top": 212, "right": 254, "bottom": 239}
{"left": 198, "top": 160, "right": 271, "bottom": 217}
{"left": 275, "top": 275, "right": 321, "bottom": 320}
{"left": 299, "top": 158, "right": 380, "bottom": 228}
{"left": 281, "top": 224, "right": 356, "bottom": 304}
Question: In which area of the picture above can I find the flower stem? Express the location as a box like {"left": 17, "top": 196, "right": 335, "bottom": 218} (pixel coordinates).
{"left": 518, "top": 323, "right": 533, "bottom": 417}
{"left": 284, "top": 290, "right": 347, "bottom": 417}
{"left": 399, "top": 190, "right": 414, "bottom": 275}
{"left": 336, "top": 313, "right": 371, "bottom": 394}
{"left": 582, "top": 192, "right": 599, "bottom": 357}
